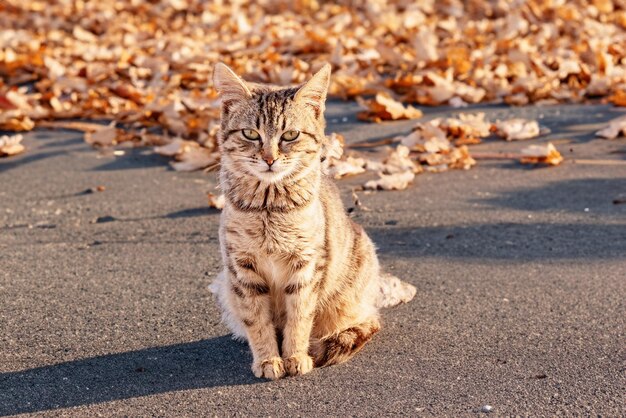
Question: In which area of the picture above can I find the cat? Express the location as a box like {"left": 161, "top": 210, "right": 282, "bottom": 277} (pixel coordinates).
{"left": 210, "top": 62, "right": 416, "bottom": 379}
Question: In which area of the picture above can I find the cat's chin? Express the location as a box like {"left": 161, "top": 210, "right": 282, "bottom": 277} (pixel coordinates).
{"left": 252, "top": 168, "right": 291, "bottom": 184}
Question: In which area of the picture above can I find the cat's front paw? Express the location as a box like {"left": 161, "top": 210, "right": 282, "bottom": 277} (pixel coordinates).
{"left": 284, "top": 353, "right": 314, "bottom": 376}
{"left": 252, "top": 357, "right": 285, "bottom": 380}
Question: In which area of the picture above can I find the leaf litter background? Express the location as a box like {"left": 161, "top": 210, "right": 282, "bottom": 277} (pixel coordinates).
{"left": 1, "top": 0, "right": 626, "bottom": 199}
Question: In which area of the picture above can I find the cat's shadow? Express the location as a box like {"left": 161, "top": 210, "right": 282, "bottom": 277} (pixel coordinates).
{"left": 0, "top": 336, "right": 258, "bottom": 416}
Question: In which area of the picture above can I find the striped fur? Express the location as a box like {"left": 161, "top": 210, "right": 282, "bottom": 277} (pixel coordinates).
{"left": 211, "top": 63, "right": 416, "bottom": 380}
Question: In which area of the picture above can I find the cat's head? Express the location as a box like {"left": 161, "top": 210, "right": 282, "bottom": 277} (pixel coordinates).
{"left": 213, "top": 63, "right": 330, "bottom": 183}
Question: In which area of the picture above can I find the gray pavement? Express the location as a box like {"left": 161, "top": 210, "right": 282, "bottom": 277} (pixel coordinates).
{"left": 0, "top": 103, "right": 625, "bottom": 416}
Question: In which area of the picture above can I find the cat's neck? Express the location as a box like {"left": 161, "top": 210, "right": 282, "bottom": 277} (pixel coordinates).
{"left": 221, "top": 168, "right": 320, "bottom": 213}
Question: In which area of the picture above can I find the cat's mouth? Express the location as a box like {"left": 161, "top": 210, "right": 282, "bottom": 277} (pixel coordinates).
{"left": 252, "top": 164, "right": 291, "bottom": 183}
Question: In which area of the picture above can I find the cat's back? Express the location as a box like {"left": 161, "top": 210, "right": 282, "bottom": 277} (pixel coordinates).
{"left": 316, "top": 175, "right": 376, "bottom": 278}
{"left": 318, "top": 174, "right": 352, "bottom": 231}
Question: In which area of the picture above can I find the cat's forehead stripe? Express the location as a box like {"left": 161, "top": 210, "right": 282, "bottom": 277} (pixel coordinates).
{"left": 252, "top": 90, "right": 294, "bottom": 138}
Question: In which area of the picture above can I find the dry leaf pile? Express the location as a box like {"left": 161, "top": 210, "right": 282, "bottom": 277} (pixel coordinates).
{"left": 397, "top": 113, "right": 550, "bottom": 170}
{"left": 325, "top": 112, "right": 566, "bottom": 190}
{"left": 2, "top": 1, "right": 626, "bottom": 152}
{"left": 0, "top": 0, "right": 616, "bottom": 200}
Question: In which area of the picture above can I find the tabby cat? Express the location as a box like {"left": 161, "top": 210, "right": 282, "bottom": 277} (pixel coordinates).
{"left": 211, "top": 63, "right": 416, "bottom": 379}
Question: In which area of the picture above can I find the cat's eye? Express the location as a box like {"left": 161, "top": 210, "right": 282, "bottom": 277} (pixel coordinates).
{"left": 281, "top": 130, "right": 300, "bottom": 141}
{"left": 242, "top": 129, "right": 260, "bottom": 140}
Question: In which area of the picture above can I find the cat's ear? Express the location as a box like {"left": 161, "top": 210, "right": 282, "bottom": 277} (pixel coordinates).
{"left": 295, "top": 63, "right": 331, "bottom": 118}
{"left": 213, "top": 63, "right": 252, "bottom": 103}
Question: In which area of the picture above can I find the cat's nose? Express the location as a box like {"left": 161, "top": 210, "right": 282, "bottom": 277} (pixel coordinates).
{"left": 263, "top": 156, "right": 275, "bottom": 166}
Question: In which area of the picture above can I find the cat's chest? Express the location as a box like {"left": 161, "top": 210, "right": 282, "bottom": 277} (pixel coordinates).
{"left": 224, "top": 202, "right": 323, "bottom": 255}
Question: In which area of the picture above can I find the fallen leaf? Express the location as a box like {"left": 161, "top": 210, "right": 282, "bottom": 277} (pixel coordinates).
{"left": 416, "top": 145, "right": 476, "bottom": 170}
{"left": 437, "top": 113, "right": 492, "bottom": 143}
{"left": 364, "top": 171, "right": 415, "bottom": 191}
{"left": 324, "top": 132, "right": 345, "bottom": 161}
{"left": 170, "top": 146, "right": 219, "bottom": 172}
{"left": 449, "top": 96, "right": 468, "bottom": 108}
{"left": 448, "top": 145, "right": 476, "bottom": 170}
{"left": 377, "top": 145, "right": 421, "bottom": 174}
{"left": 520, "top": 143, "right": 564, "bottom": 166}
{"left": 0, "top": 134, "right": 25, "bottom": 157}
{"left": 400, "top": 123, "right": 450, "bottom": 153}
{"left": 207, "top": 192, "right": 226, "bottom": 209}
{"left": 609, "top": 90, "right": 626, "bottom": 107}
{"left": 0, "top": 113, "right": 34, "bottom": 131}
{"left": 84, "top": 122, "right": 118, "bottom": 146}
{"left": 596, "top": 115, "right": 626, "bottom": 139}
{"left": 154, "top": 138, "right": 193, "bottom": 157}
{"left": 495, "top": 119, "right": 541, "bottom": 141}
{"left": 357, "top": 94, "right": 423, "bottom": 122}
{"left": 328, "top": 156, "right": 367, "bottom": 179}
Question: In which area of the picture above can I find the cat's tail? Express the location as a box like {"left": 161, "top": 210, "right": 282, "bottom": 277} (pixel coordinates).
{"left": 311, "top": 273, "right": 414, "bottom": 368}
{"left": 311, "top": 318, "right": 381, "bottom": 367}
{"left": 375, "top": 272, "right": 417, "bottom": 308}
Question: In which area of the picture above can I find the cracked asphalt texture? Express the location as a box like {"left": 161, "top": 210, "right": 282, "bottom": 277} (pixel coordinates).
{"left": 1, "top": 102, "right": 625, "bottom": 416}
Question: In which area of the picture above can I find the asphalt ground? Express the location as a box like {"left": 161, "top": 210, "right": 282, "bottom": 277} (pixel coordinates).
{"left": 0, "top": 102, "right": 625, "bottom": 416}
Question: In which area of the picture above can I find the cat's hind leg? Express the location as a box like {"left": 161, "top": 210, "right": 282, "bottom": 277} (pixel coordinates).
{"left": 311, "top": 317, "right": 381, "bottom": 367}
